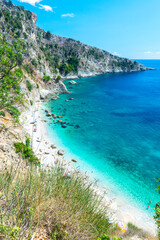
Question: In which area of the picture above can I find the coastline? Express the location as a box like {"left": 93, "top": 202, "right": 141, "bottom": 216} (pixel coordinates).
{"left": 20, "top": 99, "right": 157, "bottom": 237}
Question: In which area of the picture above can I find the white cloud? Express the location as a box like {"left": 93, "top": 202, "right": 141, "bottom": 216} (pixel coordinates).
{"left": 61, "top": 13, "right": 75, "bottom": 18}
{"left": 113, "top": 52, "right": 120, "bottom": 56}
{"left": 39, "top": 4, "right": 53, "bottom": 12}
{"left": 144, "top": 51, "right": 152, "bottom": 54}
{"left": 155, "top": 51, "right": 160, "bottom": 55}
{"left": 19, "top": 0, "right": 42, "bottom": 6}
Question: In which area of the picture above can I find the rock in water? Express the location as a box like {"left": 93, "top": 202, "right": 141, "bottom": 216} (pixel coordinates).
{"left": 51, "top": 144, "right": 56, "bottom": 149}
{"left": 72, "top": 159, "right": 77, "bottom": 162}
{"left": 69, "top": 80, "right": 77, "bottom": 85}
{"left": 58, "top": 150, "right": 65, "bottom": 155}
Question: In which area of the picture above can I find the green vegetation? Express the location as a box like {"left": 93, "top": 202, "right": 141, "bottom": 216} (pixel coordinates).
{"left": 24, "top": 10, "right": 32, "bottom": 20}
{"left": 111, "top": 60, "right": 138, "bottom": 70}
{"left": 0, "top": 111, "right": 5, "bottom": 117}
{"left": 14, "top": 138, "right": 40, "bottom": 165}
{"left": 0, "top": 36, "right": 23, "bottom": 120}
{"left": 154, "top": 178, "right": 160, "bottom": 238}
{"left": 26, "top": 80, "right": 33, "bottom": 91}
{"left": 59, "top": 57, "right": 79, "bottom": 75}
{"left": 0, "top": 163, "right": 118, "bottom": 240}
{"left": 97, "top": 234, "right": 123, "bottom": 240}
{"left": 23, "top": 32, "right": 28, "bottom": 39}
{"left": 7, "top": 106, "right": 20, "bottom": 119}
{"left": 56, "top": 75, "right": 61, "bottom": 81}
{"left": 32, "top": 58, "right": 38, "bottom": 67}
{"left": 88, "top": 48, "right": 104, "bottom": 59}
{"left": 45, "top": 30, "right": 51, "bottom": 40}
{"left": 23, "top": 64, "right": 33, "bottom": 75}
{"left": 43, "top": 74, "right": 51, "bottom": 82}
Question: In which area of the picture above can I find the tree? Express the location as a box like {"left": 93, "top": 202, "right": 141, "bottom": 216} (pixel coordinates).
{"left": 0, "top": 36, "right": 23, "bottom": 119}
{"left": 45, "top": 31, "right": 51, "bottom": 40}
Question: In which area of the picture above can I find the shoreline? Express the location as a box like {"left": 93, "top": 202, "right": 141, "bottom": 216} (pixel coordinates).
{"left": 20, "top": 99, "right": 157, "bottom": 237}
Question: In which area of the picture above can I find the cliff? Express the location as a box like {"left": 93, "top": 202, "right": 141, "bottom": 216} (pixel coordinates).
{"left": 0, "top": 0, "right": 150, "bottom": 81}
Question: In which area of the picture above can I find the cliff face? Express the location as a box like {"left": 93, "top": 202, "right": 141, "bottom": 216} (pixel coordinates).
{"left": 0, "top": 0, "right": 149, "bottom": 80}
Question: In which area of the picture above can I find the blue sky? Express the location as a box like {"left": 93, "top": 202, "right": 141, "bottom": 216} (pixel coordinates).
{"left": 11, "top": 0, "right": 160, "bottom": 59}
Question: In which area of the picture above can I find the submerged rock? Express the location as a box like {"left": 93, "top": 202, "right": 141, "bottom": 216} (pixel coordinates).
{"left": 69, "top": 97, "right": 74, "bottom": 100}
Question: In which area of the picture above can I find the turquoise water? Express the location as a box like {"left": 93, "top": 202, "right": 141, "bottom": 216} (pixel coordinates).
{"left": 43, "top": 60, "right": 160, "bottom": 215}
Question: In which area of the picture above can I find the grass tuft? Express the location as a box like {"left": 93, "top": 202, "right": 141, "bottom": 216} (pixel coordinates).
{"left": 0, "top": 164, "right": 116, "bottom": 239}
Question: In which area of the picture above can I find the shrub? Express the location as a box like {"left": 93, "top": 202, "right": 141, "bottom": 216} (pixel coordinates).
{"left": 23, "top": 64, "right": 33, "bottom": 75}
{"left": 45, "top": 30, "right": 51, "bottom": 40}
{"left": 32, "top": 58, "right": 38, "bottom": 67}
{"left": 0, "top": 111, "right": 5, "bottom": 117}
{"left": 7, "top": 106, "right": 20, "bottom": 120}
{"left": 24, "top": 10, "right": 32, "bottom": 20}
{"left": 23, "top": 32, "right": 28, "bottom": 39}
{"left": 97, "top": 235, "right": 123, "bottom": 240}
{"left": 43, "top": 75, "right": 51, "bottom": 82}
{"left": 26, "top": 80, "right": 33, "bottom": 92}
{"left": 36, "top": 83, "right": 39, "bottom": 89}
{"left": 14, "top": 138, "right": 40, "bottom": 165}
{"left": 55, "top": 43, "right": 59, "bottom": 49}
{"left": 57, "top": 75, "right": 61, "bottom": 81}
{"left": 67, "top": 56, "right": 79, "bottom": 72}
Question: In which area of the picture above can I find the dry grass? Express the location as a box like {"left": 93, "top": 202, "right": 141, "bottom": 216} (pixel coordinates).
{"left": 0, "top": 164, "right": 117, "bottom": 240}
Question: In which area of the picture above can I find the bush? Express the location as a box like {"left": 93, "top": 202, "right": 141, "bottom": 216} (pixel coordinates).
{"left": 14, "top": 138, "right": 40, "bottom": 165}
{"left": 97, "top": 235, "right": 123, "bottom": 240}
{"left": 26, "top": 80, "right": 33, "bottom": 92}
{"left": 43, "top": 75, "right": 51, "bottom": 82}
{"left": 0, "top": 111, "right": 5, "bottom": 117}
{"left": 23, "top": 64, "right": 33, "bottom": 75}
{"left": 45, "top": 30, "right": 51, "bottom": 40}
{"left": 7, "top": 106, "right": 20, "bottom": 120}
{"left": 23, "top": 32, "right": 28, "bottom": 39}
{"left": 32, "top": 58, "right": 38, "bottom": 67}
{"left": 57, "top": 75, "right": 61, "bottom": 81}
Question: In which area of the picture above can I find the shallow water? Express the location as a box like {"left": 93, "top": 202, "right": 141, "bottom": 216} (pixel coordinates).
{"left": 44, "top": 60, "right": 160, "bottom": 216}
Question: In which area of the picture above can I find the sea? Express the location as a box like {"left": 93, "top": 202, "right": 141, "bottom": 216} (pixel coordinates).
{"left": 43, "top": 60, "right": 160, "bottom": 217}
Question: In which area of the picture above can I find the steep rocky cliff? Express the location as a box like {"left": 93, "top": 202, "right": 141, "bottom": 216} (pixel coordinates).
{"left": 0, "top": 0, "right": 149, "bottom": 81}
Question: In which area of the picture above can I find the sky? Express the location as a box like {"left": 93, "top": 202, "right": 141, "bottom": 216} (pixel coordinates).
{"left": 11, "top": 0, "right": 160, "bottom": 59}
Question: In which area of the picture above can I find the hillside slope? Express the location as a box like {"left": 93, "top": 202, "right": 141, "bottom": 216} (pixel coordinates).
{"left": 0, "top": 0, "right": 150, "bottom": 80}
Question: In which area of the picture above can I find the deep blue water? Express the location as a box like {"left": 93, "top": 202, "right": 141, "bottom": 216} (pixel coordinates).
{"left": 44, "top": 60, "right": 160, "bottom": 215}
